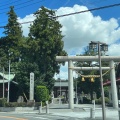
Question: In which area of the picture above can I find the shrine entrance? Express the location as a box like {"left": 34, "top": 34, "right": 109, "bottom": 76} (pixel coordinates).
{"left": 56, "top": 56, "right": 120, "bottom": 109}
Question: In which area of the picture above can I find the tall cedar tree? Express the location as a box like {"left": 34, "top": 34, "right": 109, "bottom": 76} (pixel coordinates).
{"left": 27, "top": 6, "right": 67, "bottom": 92}
{"left": 1, "top": 6, "right": 23, "bottom": 101}
{"left": 3, "top": 6, "right": 23, "bottom": 62}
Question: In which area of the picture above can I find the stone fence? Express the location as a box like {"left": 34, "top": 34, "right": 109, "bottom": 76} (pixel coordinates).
{"left": 0, "top": 107, "right": 37, "bottom": 112}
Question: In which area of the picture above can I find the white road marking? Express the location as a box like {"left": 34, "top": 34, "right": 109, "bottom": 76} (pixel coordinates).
{"left": 34, "top": 116, "right": 51, "bottom": 119}
{"left": 23, "top": 115, "right": 52, "bottom": 120}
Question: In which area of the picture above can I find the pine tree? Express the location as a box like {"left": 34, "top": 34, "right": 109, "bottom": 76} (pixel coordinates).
{"left": 3, "top": 6, "right": 23, "bottom": 61}
{"left": 0, "top": 6, "right": 24, "bottom": 101}
{"left": 27, "top": 6, "right": 67, "bottom": 92}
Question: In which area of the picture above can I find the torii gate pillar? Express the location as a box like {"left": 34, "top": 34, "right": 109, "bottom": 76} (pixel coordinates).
{"left": 68, "top": 60, "right": 74, "bottom": 109}
{"left": 109, "top": 60, "right": 118, "bottom": 108}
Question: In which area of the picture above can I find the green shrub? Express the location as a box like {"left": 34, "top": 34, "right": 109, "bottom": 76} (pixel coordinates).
{"left": 36, "top": 86, "right": 49, "bottom": 102}
{"left": 0, "top": 98, "right": 7, "bottom": 107}
{"left": 0, "top": 102, "right": 47, "bottom": 107}
{"left": 95, "top": 97, "right": 110, "bottom": 104}
{"left": 35, "top": 102, "right": 46, "bottom": 108}
{"left": 46, "top": 89, "right": 50, "bottom": 101}
{"left": 107, "top": 103, "right": 113, "bottom": 107}
{"left": 105, "top": 97, "right": 110, "bottom": 104}
{"left": 98, "top": 98, "right": 102, "bottom": 104}
{"left": 5, "top": 102, "right": 15, "bottom": 107}
{"left": 104, "top": 87, "right": 109, "bottom": 97}
{"left": 83, "top": 97, "right": 91, "bottom": 104}
{"left": 95, "top": 99, "right": 99, "bottom": 104}
{"left": 18, "top": 102, "right": 27, "bottom": 107}
{"left": 26, "top": 101, "right": 35, "bottom": 107}
{"left": 5, "top": 102, "right": 26, "bottom": 107}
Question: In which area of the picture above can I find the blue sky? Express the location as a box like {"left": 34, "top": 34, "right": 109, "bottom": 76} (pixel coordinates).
{"left": 0, "top": 0, "right": 120, "bottom": 26}
{"left": 0, "top": 0, "right": 120, "bottom": 79}
{"left": 0, "top": 0, "right": 120, "bottom": 36}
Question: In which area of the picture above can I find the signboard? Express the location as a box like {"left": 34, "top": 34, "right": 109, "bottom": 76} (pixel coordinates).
{"left": 30, "top": 72, "right": 34, "bottom": 100}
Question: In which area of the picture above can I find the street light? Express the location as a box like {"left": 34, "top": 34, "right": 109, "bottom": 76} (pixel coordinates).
{"left": 89, "top": 41, "right": 108, "bottom": 120}
{"left": 75, "top": 73, "right": 78, "bottom": 104}
{"left": 7, "top": 51, "right": 13, "bottom": 103}
{"left": 58, "top": 77, "right": 61, "bottom": 104}
{"left": 3, "top": 67, "right": 5, "bottom": 98}
{"left": 7, "top": 59, "right": 10, "bottom": 103}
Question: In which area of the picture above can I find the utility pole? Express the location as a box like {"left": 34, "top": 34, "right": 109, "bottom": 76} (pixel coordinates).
{"left": 7, "top": 60, "right": 10, "bottom": 103}
{"left": 3, "top": 67, "right": 5, "bottom": 98}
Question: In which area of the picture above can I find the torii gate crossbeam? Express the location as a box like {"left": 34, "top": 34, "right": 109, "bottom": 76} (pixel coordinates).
{"left": 69, "top": 67, "right": 110, "bottom": 70}
{"left": 56, "top": 56, "right": 120, "bottom": 62}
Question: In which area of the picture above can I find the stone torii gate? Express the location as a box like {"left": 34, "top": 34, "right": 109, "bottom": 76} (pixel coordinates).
{"left": 56, "top": 56, "right": 120, "bottom": 109}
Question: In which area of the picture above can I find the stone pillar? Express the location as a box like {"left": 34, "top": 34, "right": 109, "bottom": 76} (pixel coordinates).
{"left": 46, "top": 101, "right": 49, "bottom": 114}
{"left": 108, "top": 87, "right": 112, "bottom": 104}
{"left": 68, "top": 60, "right": 74, "bottom": 109}
{"left": 51, "top": 91, "right": 54, "bottom": 104}
{"left": 109, "top": 60, "right": 118, "bottom": 108}
{"left": 30, "top": 72, "right": 34, "bottom": 101}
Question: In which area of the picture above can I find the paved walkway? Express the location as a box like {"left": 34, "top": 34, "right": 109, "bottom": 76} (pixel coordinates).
{"left": 1, "top": 103, "right": 119, "bottom": 120}
{"left": 48, "top": 104, "right": 120, "bottom": 120}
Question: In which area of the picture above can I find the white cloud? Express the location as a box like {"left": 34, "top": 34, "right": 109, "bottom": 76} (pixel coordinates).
{"left": 18, "top": 4, "right": 120, "bottom": 55}
{"left": 54, "top": 62, "right": 68, "bottom": 80}
{"left": 56, "top": 4, "right": 120, "bottom": 55}
{"left": 17, "top": 14, "right": 35, "bottom": 37}
{"left": 18, "top": 4, "right": 120, "bottom": 79}
{"left": 54, "top": 62, "right": 78, "bottom": 80}
{"left": 108, "top": 43, "right": 120, "bottom": 56}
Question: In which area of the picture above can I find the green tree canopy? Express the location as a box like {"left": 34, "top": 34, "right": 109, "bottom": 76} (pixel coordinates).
{"left": 36, "top": 86, "right": 49, "bottom": 102}
{"left": 0, "top": 6, "right": 67, "bottom": 101}
{"left": 0, "top": 6, "right": 24, "bottom": 101}
{"left": 3, "top": 6, "right": 23, "bottom": 61}
{"left": 26, "top": 6, "right": 67, "bottom": 92}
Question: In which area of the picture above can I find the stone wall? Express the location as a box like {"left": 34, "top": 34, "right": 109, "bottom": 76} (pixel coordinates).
{"left": 0, "top": 107, "right": 37, "bottom": 112}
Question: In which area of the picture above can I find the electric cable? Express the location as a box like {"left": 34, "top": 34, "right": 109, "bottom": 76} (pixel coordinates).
{"left": 0, "top": 0, "right": 45, "bottom": 24}
{"left": 0, "top": 0, "right": 22, "bottom": 8}
{"left": 55, "top": 3, "right": 120, "bottom": 18}
{"left": 0, "top": 2, "right": 120, "bottom": 28}
{"left": 0, "top": 0, "right": 38, "bottom": 11}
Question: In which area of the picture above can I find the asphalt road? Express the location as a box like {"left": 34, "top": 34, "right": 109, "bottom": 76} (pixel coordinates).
{"left": 0, "top": 113, "right": 85, "bottom": 120}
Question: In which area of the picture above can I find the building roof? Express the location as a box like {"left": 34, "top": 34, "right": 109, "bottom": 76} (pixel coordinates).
{"left": 0, "top": 72, "right": 15, "bottom": 83}
{"left": 103, "top": 78, "right": 120, "bottom": 86}
{"left": 54, "top": 80, "right": 68, "bottom": 87}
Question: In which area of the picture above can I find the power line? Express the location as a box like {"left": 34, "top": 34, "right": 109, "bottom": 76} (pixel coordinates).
{"left": 14, "top": 0, "right": 44, "bottom": 11}
{"left": 0, "top": 0, "right": 45, "bottom": 24}
{"left": 55, "top": 3, "right": 120, "bottom": 18}
{"left": 0, "top": 2, "right": 120, "bottom": 28}
{"left": 62, "top": 0, "right": 71, "bottom": 7}
{"left": 89, "top": 0, "right": 108, "bottom": 4}
{"left": 0, "top": 0, "right": 35, "bottom": 10}
{"left": 0, "top": 21, "right": 34, "bottom": 28}
{"left": 0, "top": 0, "right": 18, "bottom": 5}
{"left": 0, "top": 0, "right": 21, "bottom": 8}
{"left": 0, "top": 0, "right": 45, "bottom": 13}
{"left": 80, "top": 0, "right": 108, "bottom": 6}
{"left": 0, "top": 26, "right": 5, "bottom": 28}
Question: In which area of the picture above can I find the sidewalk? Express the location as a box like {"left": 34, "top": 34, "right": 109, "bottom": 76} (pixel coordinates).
{"left": 48, "top": 104, "right": 119, "bottom": 120}
{"left": 0, "top": 103, "right": 119, "bottom": 120}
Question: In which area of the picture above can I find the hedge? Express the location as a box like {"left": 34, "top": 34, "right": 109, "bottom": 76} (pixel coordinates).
{"left": 36, "top": 86, "right": 49, "bottom": 102}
